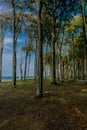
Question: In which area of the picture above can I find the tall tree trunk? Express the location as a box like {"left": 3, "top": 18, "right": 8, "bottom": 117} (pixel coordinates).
{"left": 12, "top": 0, "right": 16, "bottom": 86}
{"left": 27, "top": 53, "right": 31, "bottom": 78}
{"left": 81, "top": 0, "right": 87, "bottom": 80}
{"left": 24, "top": 51, "right": 28, "bottom": 80}
{"left": 59, "top": 24, "right": 64, "bottom": 82}
{"left": 34, "top": 53, "right": 37, "bottom": 80}
{"left": 59, "top": 47, "right": 63, "bottom": 81}
{"left": 36, "top": 0, "right": 43, "bottom": 97}
{"left": 62, "top": 61, "right": 64, "bottom": 80}
{"left": 73, "top": 53, "right": 75, "bottom": 81}
{"left": 0, "top": 17, "right": 3, "bottom": 82}
{"left": 77, "top": 60, "right": 80, "bottom": 79}
{"left": 0, "top": 50, "right": 2, "bottom": 82}
{"left": 76, "top": 60, "right": 78, "bottom": 79}
{"left": 45, "top": 39, "right": 48, "bottom": 79}
{"left": 19, "top": 64, "right": 22, "bottom": 80}
{"left": 82, "top": 58, "right": 84, "bottom": 80}
{"left": 72, "top": 35, "right": 75, "bottom": 81}
{"left": 51, "top": 17, "right": 56, "bottom": 84}
{"left": 19, "top": 50, "right": 22, "bottom": 80}
{"left": 34, "top": 40, "right": 38, "bottom": 80}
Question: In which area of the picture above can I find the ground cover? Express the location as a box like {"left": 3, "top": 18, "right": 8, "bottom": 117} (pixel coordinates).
{"left": 0, "top": 80, "right": 87, "bottom": 130}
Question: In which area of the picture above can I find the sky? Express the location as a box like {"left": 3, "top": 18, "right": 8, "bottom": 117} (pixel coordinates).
{"left": 2, "top": 31, "right": 34, "bottom": 77}
{"left": 0, "top": 2, "right": 34, "bottom": 78}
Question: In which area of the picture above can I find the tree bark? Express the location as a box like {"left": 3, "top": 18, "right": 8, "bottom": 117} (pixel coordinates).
{"left": 19, "top": 65, "right": 22, "bottom": 80}
{"left": 59, "top": 48, "right": 63, "bottom": 81}
{"left": 36, "top": 0, "right": 43, "bottom": 97}
{"left": 82, "top": 58, "right": 84, "bottom": 80}
{"left": 51, "top": 17, "right": 56, "bottom": 84}
{"left": 81, "top": 0, "right": 87, "bottom": 80}
{"left": 34, "top": 40, "right": 38, "bottom": 80}
{"left": 45, "top": 39, "right": 48, "bottom": 79}
{"left": 27, "top": 53, "right": 31, "bottom": 78}
{"left": 72, "top": 34, "right": 75, "bottom": 81}
{"left": 12, "top": 0, "right": 17, "bottom": 86}
{"left": 0, "top": 50, "right": 2, "bottom": 82}
{"left": 0, "top": 17, "right": 3, "bottom": 82}
{"left": 24, "top": 51, "right": 28, "bottom": 80}
{"left": 19, "top": 50, "right": 22, "bottom": 80}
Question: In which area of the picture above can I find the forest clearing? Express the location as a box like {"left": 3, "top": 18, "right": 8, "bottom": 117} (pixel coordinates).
{"left": 0, "top": 80, "right": 87, "bottom": 130}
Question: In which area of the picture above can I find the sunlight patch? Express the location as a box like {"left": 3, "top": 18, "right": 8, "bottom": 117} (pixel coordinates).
{"left": 81, "top": 89, "right": 87, "bottom": 93}
{"left": 58, "top": 98, "right": 68, "bottom": 104}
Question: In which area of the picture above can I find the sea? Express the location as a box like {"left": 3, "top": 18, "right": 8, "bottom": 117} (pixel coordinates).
{"left": 2, "top": 76, "right": 34, "bottom": 81}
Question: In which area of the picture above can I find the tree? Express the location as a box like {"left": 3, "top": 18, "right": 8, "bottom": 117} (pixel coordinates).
{"left": 12, "top": 0, "right": 17, "bottom": 86}
{"left": 1, "top": 0, "right": 23, "bottom": 85}
{"left": 43, "top": 0, "right": 77, "bottom": 84}
{"left": 36, "top": 0, "right": 43, "bottom": 97}
{"left": 12, "top": 1, "right": 24, "bottom": 85}
{"left": 0, "top": 15, "right": 4, "bottom": 82}
{"left": 64, "top": 15, "right": 84, "bottom": 81}
{"left": 0, "top": 7, "right": 9, "bottom": 82}
{"left": 22, "top": 42, "right": 33, "bottom": 80}
{"left": 81, "top": 0, "right": 87, "bottom": 80}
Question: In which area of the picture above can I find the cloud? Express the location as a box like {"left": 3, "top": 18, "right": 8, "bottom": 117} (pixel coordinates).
{"left": 4, "top": 37, "right": 25, "bottom": 45}
{"left": 2, "top": 53, "right": 12, "bottom": 77}
{"left": 4, "top": 38, "right": 13, "bottom": 44}
{"left": 3, "top": 37, "right": 25, "bottom": 54}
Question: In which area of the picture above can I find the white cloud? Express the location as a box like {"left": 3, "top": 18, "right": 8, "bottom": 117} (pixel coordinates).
{"left": 4, "top": 38, "right": 13, "bottom": 44}
{"left": 3, "top": 37, "right": 25, "bottom": 53}
{"left": 2, "top": 53, "right": 12, "bottom": 77}
{"left": 4, "top": 37, "right": 25, "bottom": 44}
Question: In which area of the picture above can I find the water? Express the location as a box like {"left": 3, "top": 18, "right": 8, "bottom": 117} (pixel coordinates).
{"left": 2, "top": 76, "right": 19, "bottom": 81}
{"left": 2, "top": 76, "right": 34, "bottom": 81}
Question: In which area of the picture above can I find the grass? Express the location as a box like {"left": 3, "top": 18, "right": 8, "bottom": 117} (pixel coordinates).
{"left": 0, "top": 79, "right": 87, "bottom": 130}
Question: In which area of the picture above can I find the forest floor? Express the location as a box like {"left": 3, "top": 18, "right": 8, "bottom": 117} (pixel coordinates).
{"left": 0, "top": 79, "right": 87, "bottom": 130}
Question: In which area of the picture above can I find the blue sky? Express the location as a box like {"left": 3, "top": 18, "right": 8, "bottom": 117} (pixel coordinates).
{"left": 0, "top": 2, "right": 34, "bottom": 77}
{"left": 2, "top": 31, "right": 34, "bottom": 77}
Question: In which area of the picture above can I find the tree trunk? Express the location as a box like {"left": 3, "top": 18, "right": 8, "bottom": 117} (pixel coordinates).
{"left": 12, "top": 0, "right": 16, "bottom": 86}
{"left": 57, "top": 62, "right": 60, "bottom": 81}
{"left": 59, "top": 25, "right": 64, "bottom": 82}
{"left": 34, "top": 51, "right": 37, "bottom": 80}
{"left": 72, "top": 35, "right": 75, "bottom": 81}
{"left": 59, "top": 49, "right": 63, "bottom": 81}
{"left": 77, "top": 60, "right": 80, "bottom": 79}
{"left": 19, "top": 50, "right": 22, "bottom": 80}
{"left": 82, "top": 58, "right": 84, "bottom": 80}
{"left": 36, "top": 0, "right": 43, "bottom": 97}
{"left": 0, "top": 17, "right": 3, "bottom": 82}
{"left": 51, "top": 17, "right": 56, "bottom": 84}
{"left": 62, "top": 61, "right": 64, "bottom": 80}
{"left": 24, "top": 51, "right": 28, "bottom": 80}
{"left": 76, "top": 60, "right": 78, "bottom": 79}
{"left": 34, "top": 40, "right": 38, "bottom": 80}
{"left": 0, "top": 50, "right": 2, "bottom": 82}
{"left": 73, "top": 55, "right": 75, "bottom": 81}
{"left": 19, "top": 64, "right": 22, "bottom": 80}
{"left": 45, "top": 39, "right": 48, "bottom": 79}
{"left": 27, "top": 53, "right": 31, "bottom": 78}
{"left": 81, "top": 0, "right": 87, "bottom": 80}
